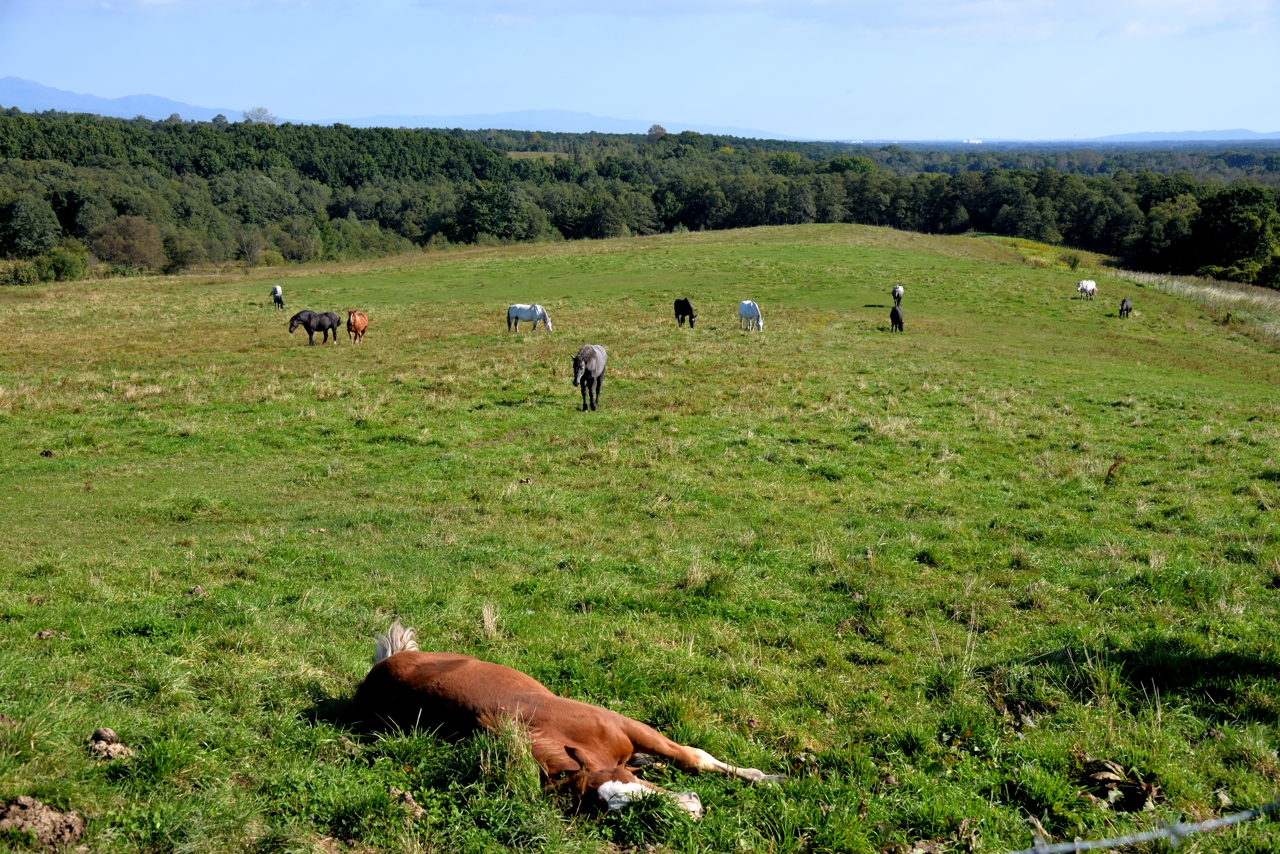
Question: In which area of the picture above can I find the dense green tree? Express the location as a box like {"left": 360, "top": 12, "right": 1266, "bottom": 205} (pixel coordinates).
{"left": 4, "top": 192, "right": 62, "bottom": 257}
{"left": 4, "top": 109, "right": 1280, "bottom": 286}
{"left": 1189, "top": 185, "right": 1279, "bottom": 281}
{"left": 769, "top": 152, "right": 806, "bottom": 176}
{"left": 824, "top": 156, "right": 875, "bottom": 175}
{"left": 163, "top": 229, "right": 206, "bottom": 273}
{"left": 1133, "top": 194, "right": 1199, "bottom": 272}
{"left": 90, "top": 215, "right": 164, "bottom": 269}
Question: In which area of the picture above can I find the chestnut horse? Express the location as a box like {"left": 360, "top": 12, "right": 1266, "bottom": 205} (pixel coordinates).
{"left": 354, "top": 621, "right": 782, "bottom": 817}
{"left": 347, "top": 310, "right": 369, "bottom": 343}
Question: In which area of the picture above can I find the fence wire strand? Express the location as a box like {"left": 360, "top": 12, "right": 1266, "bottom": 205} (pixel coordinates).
{"left": 1005, "top": 796, "right": 1280, "bottom": 854}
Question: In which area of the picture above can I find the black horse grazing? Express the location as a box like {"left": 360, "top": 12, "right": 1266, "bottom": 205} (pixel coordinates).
{"left": 572, "top": 345, "right": 608, "bottom": 412}
{"left": 1119, "top": 297, "right": 1133, "bottom": 319}
{"left": 289, "top": 310, "right": 342, "bottom": 345}
{"left": 890, "top": 305, "right": 904, "bottom": 332}
{"left": 674, "top": 298, "right": 696, "bottom": 328}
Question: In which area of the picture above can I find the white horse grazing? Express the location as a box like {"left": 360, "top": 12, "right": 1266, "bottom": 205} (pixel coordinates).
{"left": 738, "top": 300, "right": 763, "bottom": 332}
{"left": 507, "top": 304, "right": 553, "bottom": 332}
{"left": 892, "top": 285, "right": 904, "bottom": 306}
{"left": 1077, "top": 280, "right": 1097, "bottom": 301}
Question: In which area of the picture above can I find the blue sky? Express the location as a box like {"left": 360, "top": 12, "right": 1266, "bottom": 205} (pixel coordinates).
{"left": 0, "top": 0, "right": 1277, "bottom": 139}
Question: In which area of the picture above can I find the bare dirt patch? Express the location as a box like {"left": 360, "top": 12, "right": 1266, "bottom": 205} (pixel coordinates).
{"left": 0, "top": 797, "right": 85, "bottom": 849}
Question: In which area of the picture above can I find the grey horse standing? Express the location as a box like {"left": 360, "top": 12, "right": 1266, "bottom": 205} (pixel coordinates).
{"left": 890, "top": 305, "right": 904, "bottom": 332}
{"left": 1119, "top": 297, "right": 1132, "bottom": 319}
{"left": 572, "top": 345, "right": 607, "bottom": 412}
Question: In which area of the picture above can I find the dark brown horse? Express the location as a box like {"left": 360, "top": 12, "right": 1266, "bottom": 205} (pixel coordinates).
{"left": 289, "top": 310, "right": 341, "bottom": 345}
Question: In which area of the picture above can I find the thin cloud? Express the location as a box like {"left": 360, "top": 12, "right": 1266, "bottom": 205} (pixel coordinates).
{"left": 9, "top": 0, "right": 1278, "bottom": 35}
{"left": 408, "top": 0, "right": 1279, "bottom": 38}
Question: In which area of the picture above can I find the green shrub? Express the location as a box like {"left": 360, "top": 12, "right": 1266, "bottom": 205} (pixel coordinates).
{"left": 48, "top": 240, "right": 87, "bottom": 281}
{"left": 31, "top": 255, "right": 56, "bottom": 282}
{"left": 163, "top": 230, "right": 206, "bottom": 273}
{"left": 0, "top": 261, "right": 38, "bottom": 285}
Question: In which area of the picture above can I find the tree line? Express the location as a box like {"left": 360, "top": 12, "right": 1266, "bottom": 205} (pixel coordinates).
{"left": 1, "top": 108, "right": 1277, "bottom": 288}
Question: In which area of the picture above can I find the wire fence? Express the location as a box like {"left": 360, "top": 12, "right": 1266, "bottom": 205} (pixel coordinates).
{"left": 1005, "top": 796, "right": 1280, "bottom": 854}
{"left": 1106, "top": 269, "right": 1280, "bottom": 348}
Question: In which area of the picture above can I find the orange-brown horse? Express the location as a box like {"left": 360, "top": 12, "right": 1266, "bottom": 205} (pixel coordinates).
{"left": 346, "top": 310, "right": 368, "bottom": 343}
{"left": 354, "top": 622, "right": 782, "bottom": 816}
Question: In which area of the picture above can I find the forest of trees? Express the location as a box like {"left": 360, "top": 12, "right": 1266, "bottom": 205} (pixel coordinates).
{"left": 1, "top": 107, "right": 1278, "bottom": 288}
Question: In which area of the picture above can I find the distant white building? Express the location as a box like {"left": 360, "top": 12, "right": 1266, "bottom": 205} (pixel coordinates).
{"left": 962, "top": 139, "right": 983, "bottom": 144}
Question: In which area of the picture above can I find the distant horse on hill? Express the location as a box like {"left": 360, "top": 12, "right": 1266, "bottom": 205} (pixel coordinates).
{"left": 1077, "top": 280, "right": 1097, "bottom": 300}
{"left": 289, "top": 310, "right": 341, "bottom": 345}
{"left": 738, "top": 300, "right": 763, "bottom": 331}
{"left": 1119, "top": 297, "right": 1132, "bottom": 319}
{"left": 508, "top": 304, "right": 553, "bottom": 332}
{"left": 892, "top": 285, "right": 904, "bottom": 306}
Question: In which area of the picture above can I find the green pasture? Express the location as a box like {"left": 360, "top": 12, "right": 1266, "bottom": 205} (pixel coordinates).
{"left": 1, "top": 224, "right": 1278, "bottom": 853}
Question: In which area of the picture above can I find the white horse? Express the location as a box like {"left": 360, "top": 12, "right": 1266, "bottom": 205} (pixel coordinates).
{"left": 507, "top": 303, "right": 553, "bottom": 332}
{"left": 892, "top": 285, "right": 904, "bottom": 306}
{"left": 738, "top": 300, "right": 763, "bottom": 332}
{"left": 1077, "top": 280, "right": 1097, "bottom": 301}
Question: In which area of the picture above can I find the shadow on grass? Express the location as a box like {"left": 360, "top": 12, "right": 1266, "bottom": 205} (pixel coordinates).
{"left": 300, "top": 684, "right": 361, "bottom": 733}
{"left": 990, "top": 637, "right": 1280, "bottom": 724}
{"left": 1111, "top": 641, "right": 1280, "bottom": 722}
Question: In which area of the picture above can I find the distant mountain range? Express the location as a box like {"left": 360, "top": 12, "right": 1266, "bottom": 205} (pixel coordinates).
{"left": 0, "top": 77, "right": 785, "bottom": 138}
{"left": 0, "top": 76, "right": 241, "bottom": 123}
{"left": 1091, "top": 129, "right": 1280, "bottom": 142}
{"left": 2, "top": 77, "right": 1278, "bottom": 144}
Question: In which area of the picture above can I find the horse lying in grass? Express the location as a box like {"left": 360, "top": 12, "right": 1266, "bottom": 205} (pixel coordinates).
{"left": 289, "top": 310, "right": 342, "bottom": 345}
{"left": 507, "top": 304, "right": 553, "bottom": 332}
{"left": 354, "top": 621, "right": 782, "bottom": 817}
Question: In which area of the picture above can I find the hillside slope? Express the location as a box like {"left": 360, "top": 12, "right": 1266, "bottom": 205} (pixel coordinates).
{"left": 0, "top": 225, "right": 1277, "bottom": 853}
